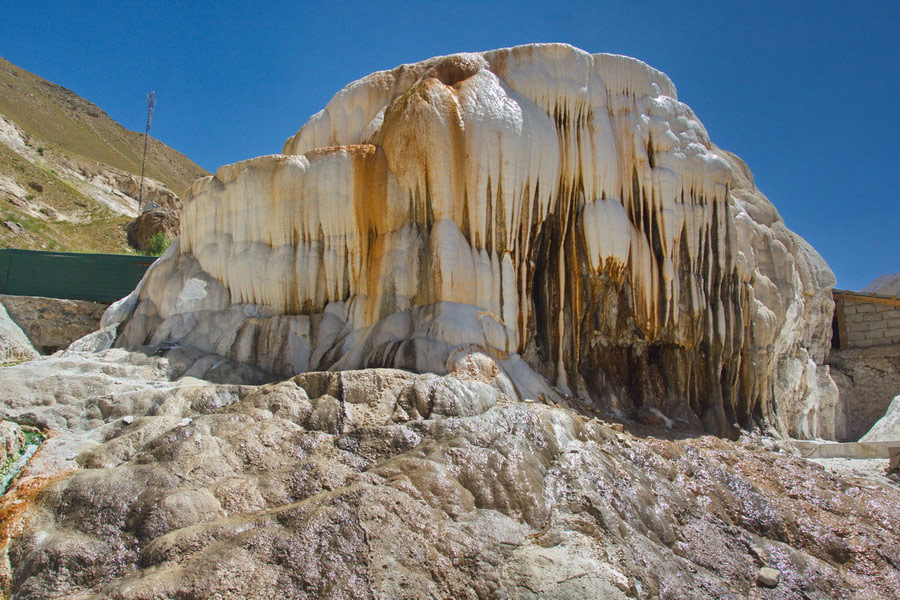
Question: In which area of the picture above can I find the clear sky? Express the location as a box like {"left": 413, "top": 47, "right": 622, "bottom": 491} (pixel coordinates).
{"left": 1, "top": 1, "right": 897, "bottom": 291}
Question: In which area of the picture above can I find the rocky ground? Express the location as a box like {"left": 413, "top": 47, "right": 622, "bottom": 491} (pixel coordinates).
{"left": 0, "top": 349, "right": 898, "bottom": 599}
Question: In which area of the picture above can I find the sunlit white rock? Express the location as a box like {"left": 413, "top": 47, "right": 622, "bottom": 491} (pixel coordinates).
{"left": 113, "top": 43, "right": 836, "bottom": 438}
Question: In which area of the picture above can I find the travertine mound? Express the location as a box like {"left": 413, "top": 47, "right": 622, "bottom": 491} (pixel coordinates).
{"left": 1, "top": 350, "right": 897, "bottom": 599}
{"left": 112, "top": 43, "right": 836, "bottom": 438}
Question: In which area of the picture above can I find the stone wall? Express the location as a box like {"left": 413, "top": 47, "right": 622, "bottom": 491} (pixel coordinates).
{"left": 828, "top": 345, "right": 900, "bottom": 441}
{"left": 834, "top": 291, "right": 900, "bottom": 349}
{"left": 830, "top": 290, "right": 900, "bottom": 440}
{"left": 0, "top": 294, "right": 106, "bottom": 353}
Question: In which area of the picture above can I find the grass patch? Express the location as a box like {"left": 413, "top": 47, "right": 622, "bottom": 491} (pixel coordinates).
{"left": 144, "top": 232, "right": 171, "bottom": 256}
{"left": 0, "top": 427, "right": 45, "bottom": 494}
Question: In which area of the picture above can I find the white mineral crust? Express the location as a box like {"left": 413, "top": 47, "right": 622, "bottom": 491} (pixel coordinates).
{"left": 113, "top": 44, "right": 837, "bottom": 438}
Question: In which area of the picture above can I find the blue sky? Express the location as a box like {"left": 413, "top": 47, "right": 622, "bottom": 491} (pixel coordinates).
{"left": 1, "top": 1, "right": 897, "bottom": 290}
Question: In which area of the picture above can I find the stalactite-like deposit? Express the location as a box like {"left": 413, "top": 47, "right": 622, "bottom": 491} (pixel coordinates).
{"left": 113, "top": 44, "right": 838, "bottom": 438}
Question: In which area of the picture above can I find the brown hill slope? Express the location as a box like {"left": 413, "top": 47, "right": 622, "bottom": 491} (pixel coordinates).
{"left": 0, "top": 57, "right": 206, "bottom": 197}
{"left": 0, "top": 57, "right": 208, "bottom": 253}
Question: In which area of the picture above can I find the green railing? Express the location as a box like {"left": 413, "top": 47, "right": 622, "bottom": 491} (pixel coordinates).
{"left": 0, "top": 249, "right": 156, "bottom": 302}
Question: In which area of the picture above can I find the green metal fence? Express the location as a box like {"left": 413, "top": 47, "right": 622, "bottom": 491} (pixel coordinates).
{"left": 0, "top": 249, "right": 156, "bottom": 302}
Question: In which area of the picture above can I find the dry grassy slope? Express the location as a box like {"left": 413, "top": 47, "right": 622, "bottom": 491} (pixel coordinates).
{"left": 0, "top": 143, "right": 133, "bottom": 253}
{"left": 0, "top": 57, "right": 207, "bottom": 197}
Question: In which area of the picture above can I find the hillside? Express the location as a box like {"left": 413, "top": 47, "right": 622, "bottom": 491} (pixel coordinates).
{"left": 0, "top": 56, "right": 208, "bottom": 253}
{"left": 862, "top": 273, "right": 900, "bottom": 296}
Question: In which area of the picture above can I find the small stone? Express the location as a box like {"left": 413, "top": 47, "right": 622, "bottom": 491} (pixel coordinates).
{"left": 122, "top": 415, "right": 134, "bottom": 424}
{"left": 749, "top": 545, "right": 768, "bottom": 562}
{"left": 3, "top": 220, "right": 24, "bottom": 234}
{"left": 757, "top": 567, "right": 780, "bottom": 587}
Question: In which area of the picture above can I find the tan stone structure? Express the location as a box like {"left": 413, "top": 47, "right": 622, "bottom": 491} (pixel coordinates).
{"left": 832, "top": 290, "right": 900, "bottom": 349}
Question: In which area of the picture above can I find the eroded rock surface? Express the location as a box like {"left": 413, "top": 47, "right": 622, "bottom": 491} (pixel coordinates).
{"left": 0, "top": 350, "right": 897, "bottom": 599}
{"left": 111, "top": 43, "right": 836, "bottom": 439}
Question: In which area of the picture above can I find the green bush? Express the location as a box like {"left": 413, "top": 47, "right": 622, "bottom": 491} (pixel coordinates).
{"left": 144, "top": 232, "right": 171, "bottom": 256}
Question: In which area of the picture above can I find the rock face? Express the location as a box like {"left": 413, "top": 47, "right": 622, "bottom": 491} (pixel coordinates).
{"left": 112, "top": 44, "right": 836, "bottom": 439}
{"left": 829, "top": 345, "right": 900, "bottom": 441}
{"left": 0, "top": 295, "right": 108, "bottom": 354}
{"left": 1, "top": 349, "right": 898, "bottom": 599}
{"left": 125, "top": 207, "right": 180, "bottom": 252}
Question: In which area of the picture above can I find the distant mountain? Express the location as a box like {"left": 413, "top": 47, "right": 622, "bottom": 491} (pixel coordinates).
{"left": 0, "top": 56, "right": 208, "bottom": 253}
{"left": 862, "top": 273, "right": 900, "bottom": 296}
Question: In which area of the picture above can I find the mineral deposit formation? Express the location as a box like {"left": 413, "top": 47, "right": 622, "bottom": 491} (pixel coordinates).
{"left": 112, "top": 44, "right": 837, "bottom": 438}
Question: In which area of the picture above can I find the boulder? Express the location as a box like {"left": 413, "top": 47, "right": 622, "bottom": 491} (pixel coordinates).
{"left": 0, "top": 295, "right": 107, "bottom": 353}
{"left": 860, "top": 395, "right": 900, "bottom": 443}
{"left": 125, "top": 207, "right": 179, "bottom": 252}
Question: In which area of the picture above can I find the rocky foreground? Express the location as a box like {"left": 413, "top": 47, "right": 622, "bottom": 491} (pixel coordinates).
{"left": 1, "top": 349, "right": 897, "bottom": 600}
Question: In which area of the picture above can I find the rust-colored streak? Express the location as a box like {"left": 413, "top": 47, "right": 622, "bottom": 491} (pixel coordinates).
{"left": 351, "top": 144, "right": 389, "bottom": 324}
{"left": 157, "top": 48, "right": 787, "bottom": 437}
{"left": 0, "top": 472, "right": 73, "bottom": 592}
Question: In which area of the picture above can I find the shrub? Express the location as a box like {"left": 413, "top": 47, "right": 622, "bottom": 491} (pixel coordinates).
{"left": 144, "top": 232, "right": 171, "bottom": 256}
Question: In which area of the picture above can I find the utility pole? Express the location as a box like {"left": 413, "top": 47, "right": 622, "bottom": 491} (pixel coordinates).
{"left": 138, "top": 91, "right": 156, "bottom": 212}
